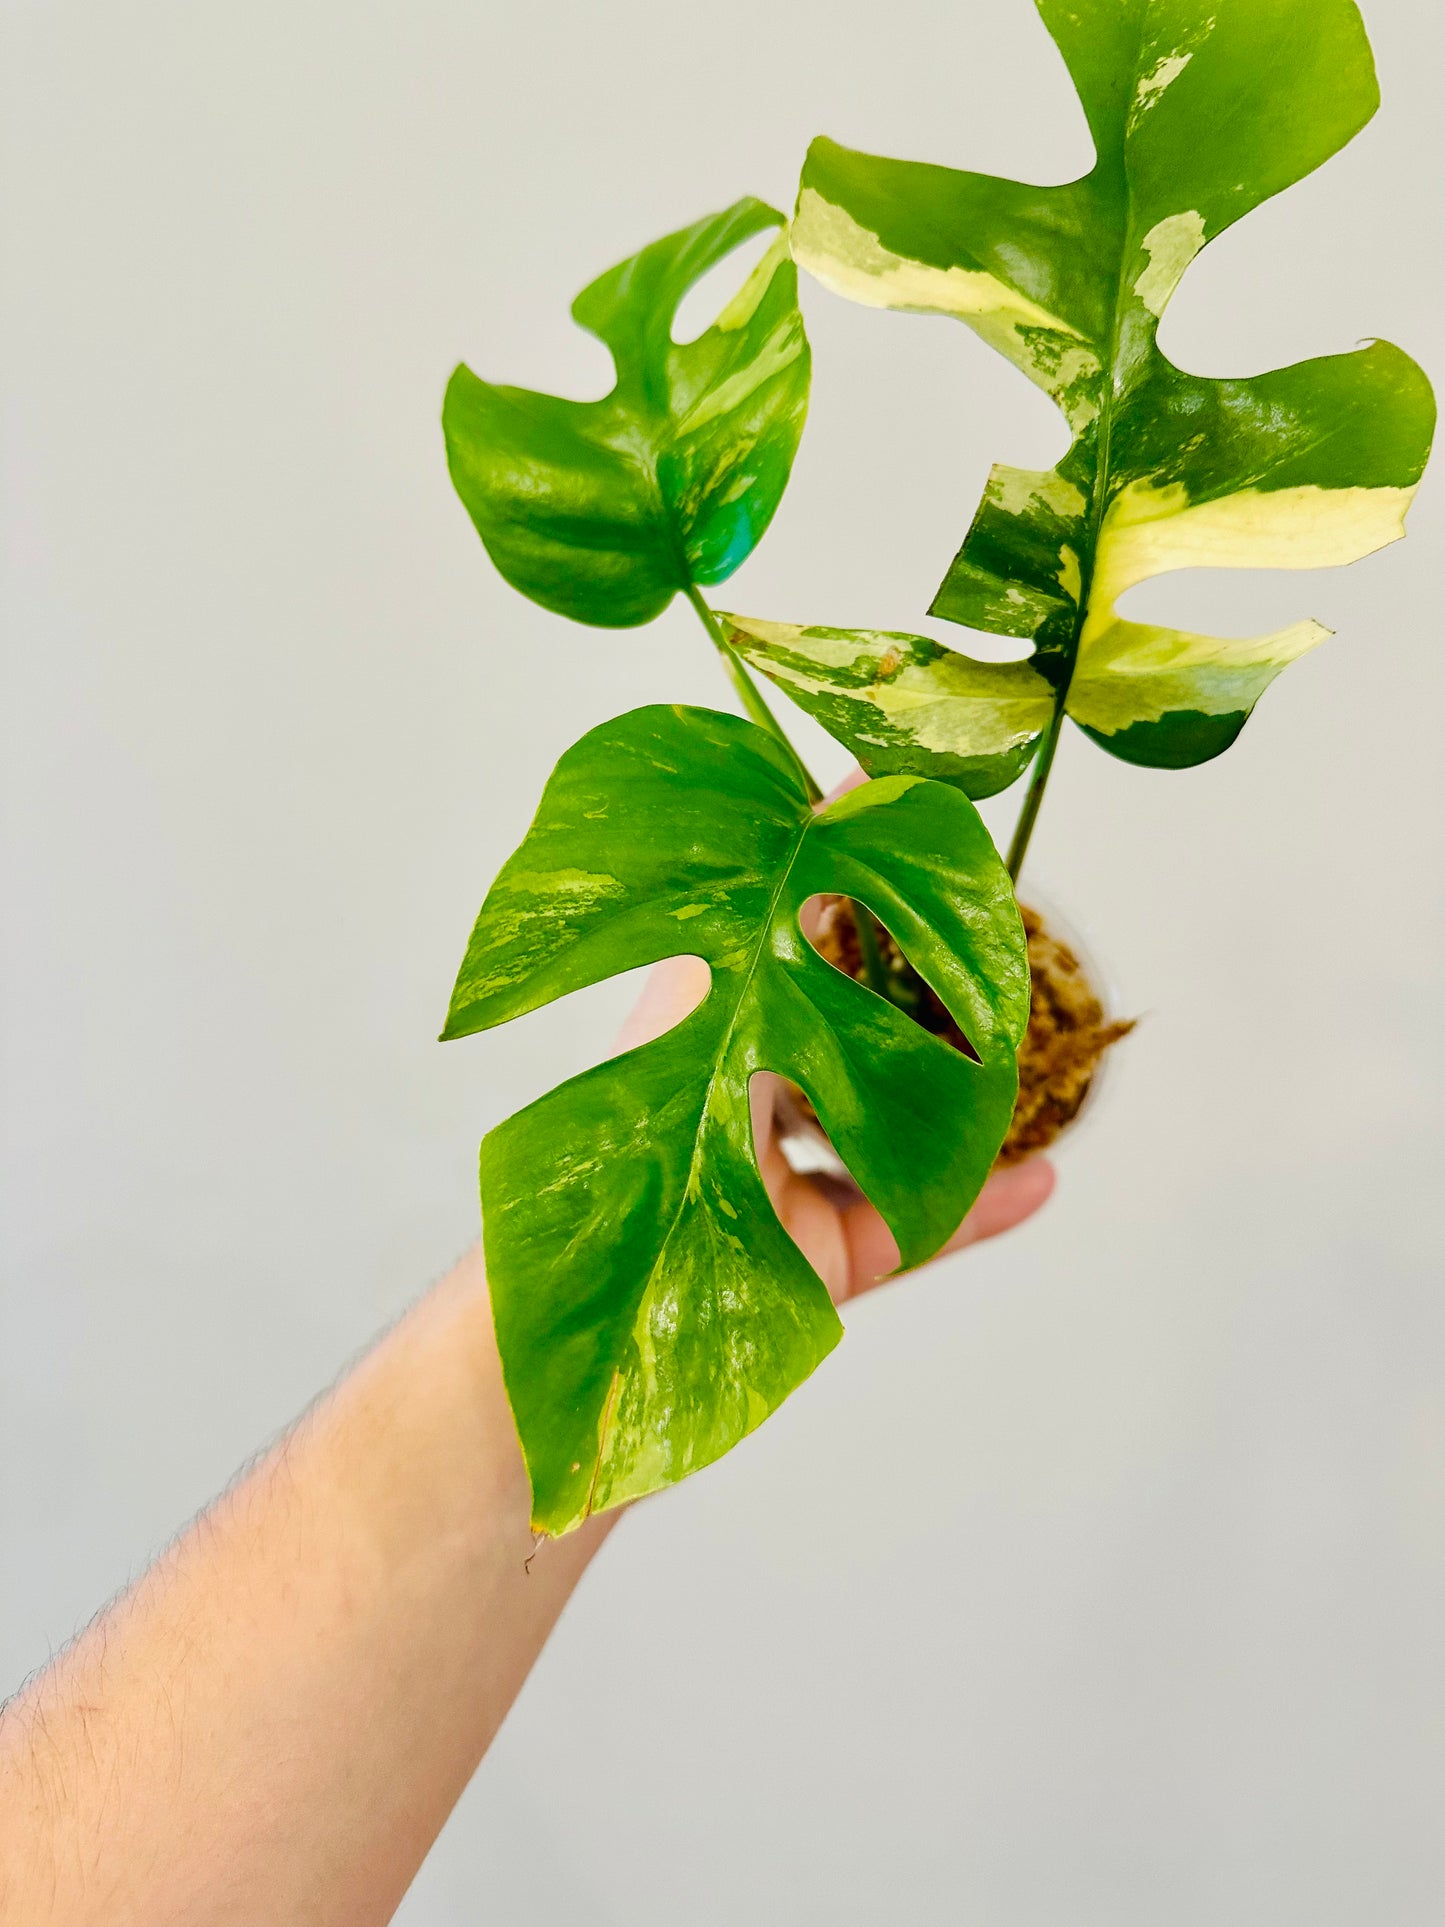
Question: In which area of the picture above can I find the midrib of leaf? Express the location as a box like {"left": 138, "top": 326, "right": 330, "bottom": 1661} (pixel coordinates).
{"left": 584, "top": 810, "right": 815, "bottom": 1510}
{"left": 1007, "top": 16, "right": 1148, "bottom": 880}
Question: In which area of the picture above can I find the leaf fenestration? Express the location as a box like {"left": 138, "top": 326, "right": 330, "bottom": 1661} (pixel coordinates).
{"left": 443, "top": 200, "right": 811, "bottom": 628}
{"left": 772, "top": 0, "right": 1434, "bottom": 771}
{"left": 442, "top": 706, "right": 1028, "bottom": 1534}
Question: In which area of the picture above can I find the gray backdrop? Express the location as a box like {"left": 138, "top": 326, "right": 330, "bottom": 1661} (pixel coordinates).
{"left": 3, "top": 0, "right": 1442, "bottom": 1920}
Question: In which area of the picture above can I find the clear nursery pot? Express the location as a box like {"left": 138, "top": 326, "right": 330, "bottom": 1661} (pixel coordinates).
{"left": 773, "top": 890, "right": 1133, "bottom": 1201}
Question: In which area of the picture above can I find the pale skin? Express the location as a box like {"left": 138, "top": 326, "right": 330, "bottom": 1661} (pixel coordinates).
{"left": 0, "top": 955, "right": 1053, "bottom": 1927}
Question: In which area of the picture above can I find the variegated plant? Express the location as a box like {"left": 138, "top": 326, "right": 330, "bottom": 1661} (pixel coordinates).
{"left": 726, "top": 0, "right": 1435, "bottom": 874}
{"left": 441, "top": 200, "right": 1028, "bottom": 1533}
{"left": 438, "top": 0, "right": 1431, "bottom": 1533}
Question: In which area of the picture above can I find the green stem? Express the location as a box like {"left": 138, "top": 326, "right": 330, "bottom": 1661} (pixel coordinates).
{"left": 851, "top": 904, "right": 896, "bottom": 1006}
{"left": 1006, "top": 697, "right": 1065, "bottom": 885}
{"left": 684, "top": 584, "right": 902, "bottom": 1006}
{"left": 683, "top": 585, "right": 821, "bottom": 803}
{"left": 1006, "top": 169, "right": 1136, "bottom": 891}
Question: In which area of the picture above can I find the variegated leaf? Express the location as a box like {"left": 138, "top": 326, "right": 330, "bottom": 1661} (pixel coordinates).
{"left": 719, "top": 614, "right": 1053, "bottom": 798}
{"left": 442, "top": 705, "right": 1028, "bottom": 1533}
{"left": 444, "top": 199, "right": 810, "bottom": 628}
{"left": 791, "top": 0, "right": 1435, "bottom": 768}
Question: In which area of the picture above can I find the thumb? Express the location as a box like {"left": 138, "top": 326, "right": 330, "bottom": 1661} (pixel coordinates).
{"left": 612, "top": 954, "right": 711, "bottom": 1055}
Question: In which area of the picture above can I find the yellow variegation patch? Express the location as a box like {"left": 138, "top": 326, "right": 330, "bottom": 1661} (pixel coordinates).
{"left": 1069, "top": 616, "right": 1330, "bottom": 734}
{"left": 1133, "top": 211, "right": 1207, "bottom": 317}
{"left": 867, "top": 660, "right": 1053, "bottom": 758}
{"left": 986, "top": 466, "right": 1089, "bottom": 520}
{"left": 1064, "top": 475, "right": 1418, "bottom": 737}
{"left": 1084, "top": 477, "right": 1419, "bottom": 649}
{"left": 720, "top": 614, "right": 1055, "bottom": 790}
{"left": 1132, "top": 50, "right": 1194, "bottom": 123}
{"left": 793, "top": 188, "right": 1102, "bottom": 428}
{"left": 715, "top": 227, "right": 793, "bottom": 331}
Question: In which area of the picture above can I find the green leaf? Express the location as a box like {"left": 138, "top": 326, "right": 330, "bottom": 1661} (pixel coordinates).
{"left": 442, "top": 705, "right": 1028, "bottom": 1534}
{"left": 791, "top": 0, "right": 1435, "bottom": 769}
{"left": 718, "top": 613, "right": 1054, "bottom": 798}
{"left": 443, "top": 199, "right": 811, "bottom": 628}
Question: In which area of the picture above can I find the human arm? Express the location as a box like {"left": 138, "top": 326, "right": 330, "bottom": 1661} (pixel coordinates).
{"left": 0, "top": 965, "right": 1051, "bottom": 1927}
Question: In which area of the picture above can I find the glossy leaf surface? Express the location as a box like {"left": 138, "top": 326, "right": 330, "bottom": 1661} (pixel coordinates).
{"left": 791, "top": 0, "right": 1435, "bottom": 769}
{"left": 442, "top": 706, "right": 1028, "bottom": 1533}
{"left": 720, "top": 613, "right": 1053, "bottom": 797}
{"left": 443, "top": 200, "right": 810, "bottom": 627}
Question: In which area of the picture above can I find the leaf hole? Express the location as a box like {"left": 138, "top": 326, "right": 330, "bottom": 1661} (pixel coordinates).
{"left": 897, "top": 614, "right": 1038, "bottom": 664}
{"left": 1116, "top": 565, "right": 1335, "bottom": 638}
{"left": 800, "top": 894, "right": 981, "bottom": 1063}
{"left": 610, "top": 954, "right": 712, "bottom": 1055}
{"left": 670, "top": 227, "right": 777, "bottom": 346}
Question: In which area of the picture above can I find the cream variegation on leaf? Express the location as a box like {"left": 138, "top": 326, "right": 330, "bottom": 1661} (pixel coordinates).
{"left": 732, "top": 0, "right": 1434, "bottom": 776}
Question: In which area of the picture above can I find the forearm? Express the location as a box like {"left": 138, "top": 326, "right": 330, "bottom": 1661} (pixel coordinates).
{"left": 0, "top": 1245, "right": 612, "bottom": 1927}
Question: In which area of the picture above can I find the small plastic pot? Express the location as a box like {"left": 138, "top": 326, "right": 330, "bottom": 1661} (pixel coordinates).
{"left": 774, "top": 893, "right": 1131, "bottom": 1197}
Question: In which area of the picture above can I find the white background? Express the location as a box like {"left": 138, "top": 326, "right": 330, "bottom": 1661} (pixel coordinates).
{"left": 3, "top": 1, "right": 1442, "bottom": 1919}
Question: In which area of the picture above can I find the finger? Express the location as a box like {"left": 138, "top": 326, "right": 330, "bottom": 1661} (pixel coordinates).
{"left": 774, "top": 1162, "right": 852, "bottom": 1305}
{"left": 749, "top": 1069, "right": 782, "bottom": 1168}
{"left": 839, "top": 1157, "right": 1055, "bottom": 1302}
{"left": 612, "top": 954, "right": 710, "bottom": 1054}
{"left": 749, "top": 1082, "right": 851, "bottom": 1300}
{"left": 819, "top": 765, "right": 867, "bottom": 808}
{"left": 942, "top": 1157, "right": 1055, "bottom": 1254}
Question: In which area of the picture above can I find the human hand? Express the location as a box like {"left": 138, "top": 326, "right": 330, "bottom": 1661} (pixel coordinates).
{"left": 613, "top": 938, "right": 1053, "bottom": 1308}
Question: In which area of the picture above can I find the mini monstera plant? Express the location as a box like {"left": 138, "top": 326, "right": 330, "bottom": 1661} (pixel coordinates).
{"left": 440, "top": 0, "right": 1433, "bottom": 1535}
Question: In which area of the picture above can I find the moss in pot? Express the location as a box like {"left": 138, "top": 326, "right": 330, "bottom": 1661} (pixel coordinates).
{"left": 435, "top": 0, "right": 1434, "bottom": 1535}
{"left": 798, "top": 897, "right": 1135, "bottom": 1174}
